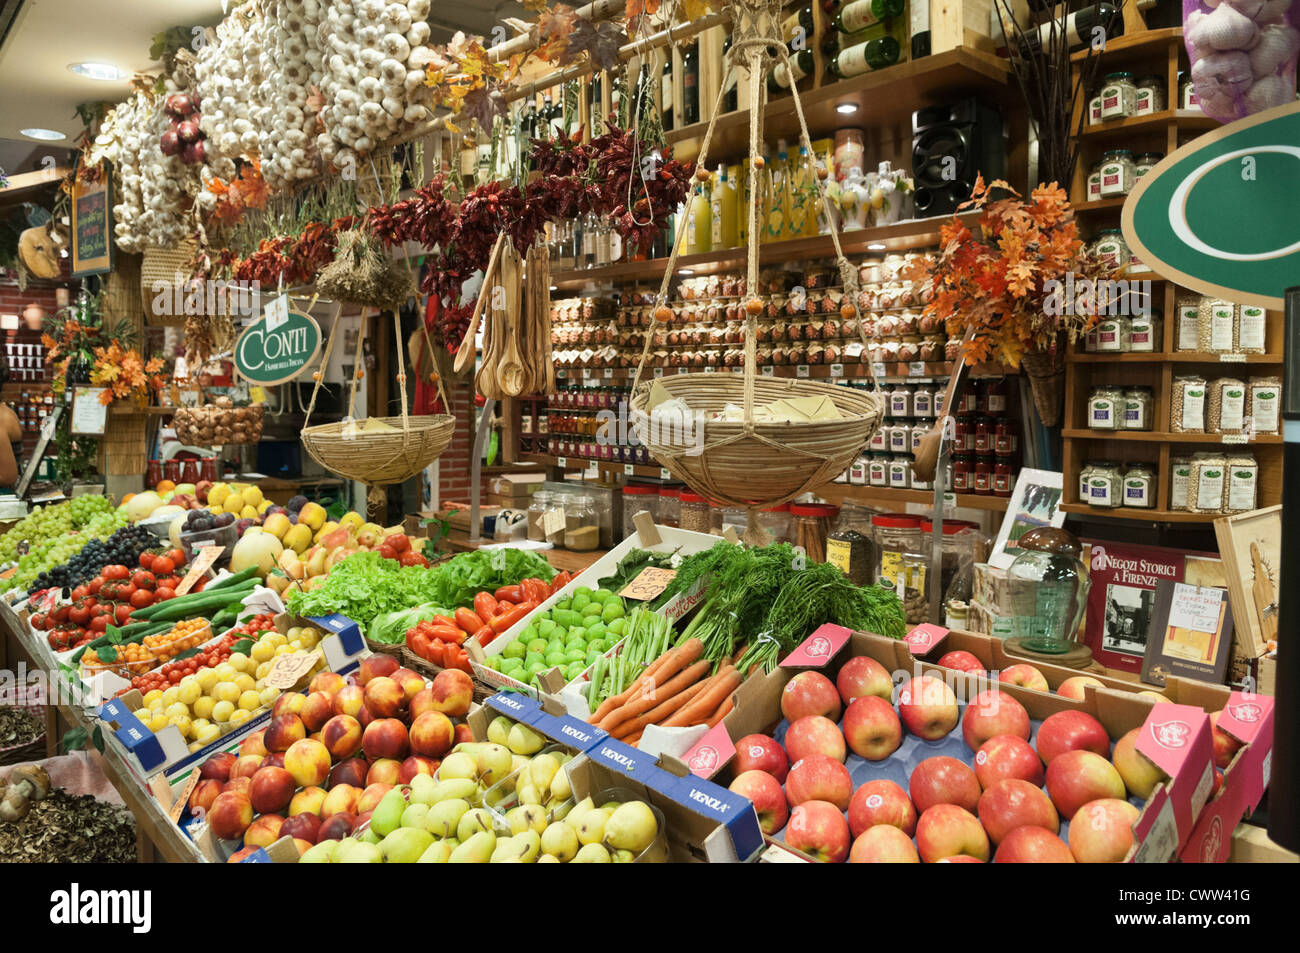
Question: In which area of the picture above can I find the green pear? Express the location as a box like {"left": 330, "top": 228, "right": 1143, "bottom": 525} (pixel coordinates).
{"left": 517, "top": 781, "right": 542, "bottom": 806}
{"left": 370, "top": 788, "right": 408, "bottom": 837}
{"left": 299, "top": 840, "right": 338, "bottom": 863}
{"left": 529, "top": 753, "right": 561, "bottom": 792}
{"left": 510, "top": 830, "right": 542, "bottom": 862}
{"left": 600, "top": 800, "right": 621, "bottom": 811}
{"left": 549, "top": 764, "right": 572, "bottom": 801}
{"left": 456, "top": 807, "right": 496, "bottom": 842}
{"left": 605, "top": 800, "right": 659, "bottom": 853}
{"left": 506, "top": 804, "right": 547, "bottom": 836}
{"left": 409, "top": 773, "right": 440, "bottom": 805}
{"left": 335, "top": 840, "right": 383, "bottom": 863}
{"left": 511, "top": 754, "right": 531, "bottom": 775}
{"left": 358, "top": 828, "right": 382, "bottom": 845}
{"left": 567, "top": 796, "right": 595, "bottom": 829}
{"left": 452, "top": 741, "right": 485, "bottom": 757}
{"left": 487, "top": 715, "right": 513, "bottom": 747}
{"left": 476, "top": 743, "right": 514, "bottom": 786}
{"left": 442, "top": 837, "right": 460, "bottom": 850}
{"left": 541, "top": 821, "right": 579, "bottom": 862}
{"left": 576, "top": 807, "right": 611, "bottom": 845}
{"left": 429, "top": 778, "right": 479, "bottom": 804}
{"left": 427, "top": 798, "right": 471, "bottom": 838}
{"left": 547, "top": 797, "right": 574, "bottom": 823}
{"left": 490, "top": 835, "right": 520, "bottom": 862}
{"left": 611, "top": 848, "right": 637, "bottom": 862}
{"left": 537, "top": 853, "right": 561, "bottom": 863}
{"left": 417, "top": 841, "right": 453, "bottom": 863}
{"left": 507, "top": 723, "right": 544, "bottom": 755}
{"left": 400, "top": 803, "right": 431, "bottom": 831}
{"left": 571, "top": 843, "right": 611, "bottom": 863}
{"left": 379, "top": 827, "right": 435, "bottom": 864}
{"left": 439, "top": 751, "right": 479, "bottom": 781}
{"left": 448, "top": 830, "right": 496, "bottom": 863}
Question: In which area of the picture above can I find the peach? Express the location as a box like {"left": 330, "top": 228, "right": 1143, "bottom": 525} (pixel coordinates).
{"left": 835, "top": 655, "right": 895, "bottom": 705}
{"left": 228, "top": 754, "right": 263, "bottom": 781}
{"left": 289, "top": 786, "right": 327, "bottom": 817}
{"left": 848, "top": 779, "right": 917, "bottom": 838}
{"left": 409, "top": 688, "right": 438, "bottom": 722}
{"left": 973, "top": 735, "right": 1044, "bottom": 788}
{"left": 362, "top": 718, "right": 410, "bottom": 761}
{"left": 331, "top": 685, "right": 366, "bottom": 719}
{"left": 392, "top": 667, "right": 428, "bottom": 706}
{"left": 849, "top": 824, "right": 920, "bottom": 863}
{"left": 358, "top": 706, "right": 375, "bottom": 729}
{"left": 1068, "top": 798, "right": 1140, "bottom": 863}
{"left": 285, "top": 738, "right": 332, "bottom": 788}
{"left": 188, "top": 778, "right": 225, "bottom": 816}
{"left": 781, "top": 671, "right": 841, "bottom": 723}
{"left": 272, "top": 692, "right": 308, "bottom": 720}
{"left": 399, "top": 755, "right": 440, "bottom": 784}
{"left": 200, "top": 752, "right": 236, "bottom": 782}
{"left": 320, "top": 783, "right": 360, "bottom": 819}
{"left": 298, "top": 691, "right": 335, "bottom": 732}
{"left": 363, "top": 677, "right": 405, "bottom": 719}
{"left": 226, "top": 846, "right": 260, "bottom": 863}
{"left": 291, "top": 838, "right": 315, "bottom": 857}
{"left": 785, "top": 755, "right": 853, "bottom": 811}
{"left": 908, "top": 756, "right": 981, "bottom": 815}
{"left": 916, "top": 804, "right": 989, "bottom": 863}
{"left": 409, "top": 711, "right": 455, "bottom": 759}
{"left": 321, "top": 713, "right": 364, "bottom": 761}
{"left": 224, "top": 776, "right": 252, "bottom": 800}
{"left": 208, "top": 792, "right": 254, "bottom": 840}
{"left": 993, "top": 825, "right": 1075, "bottom": 863}
{"left": 357, "top": 654, "right": 399, "bottom": 686}
{"left": 453, "top": 724, "right": 474, "bottom": 746}
{"left": 242, "top": 813, "right": 284, "bottom": 849}
{"left": 977, "top": 779, "right": 1059, "bottom": 845}
{"left": 249, "top": 766, "right": 298, "bottom": 815}
{"left": 365, "top": 758, "right": 402, "bottom": 787}
{"left": 317, "top": 812, "right": 356, "bottom": 841}
{"left": 428, "top": 669, "right": 474, "bottom": 717}
{"left": 357, "top": 782, "right": 393, "bottom": 815}
{"left": 281, "top": 812, "right": 322, "bottom": 845}
{"left": 784, "top": 715, "right": 847, "bottom": 764}
{"left": 259, "top": 752, "right": 286, "bottom": 771}
{"left": 239, "top": 730, "right": 269, "bottom": 759}
{"left": 961, "top": 689, "right": 1031, "bottom": 750}
{"left": 309, "top": 671, "right": 347, "bottom": 698}
{"left": 328, "top": 757, "right": 370, "bottom": 790}
{"left": 264, "top": 713, "right": 307, "bottom": 753}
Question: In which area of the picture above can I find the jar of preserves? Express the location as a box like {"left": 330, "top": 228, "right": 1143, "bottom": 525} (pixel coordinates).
{"left": 1121, "top": 464, "right": 1155, "bottom": 509}
{"left": 1088, "top": 385, "right": 1125, "bottom": 430}
{"left": 1122, "top": 386, "right": 1154, "bottom": 431}
{"left": 872, "top": 513, "right": 923, "bottom": 587}
{"left": 952, "top": 454, "right": 973, "bottom": 492}
{"left": 146, "top": 459, "right": 163, "bottom": 489}
{"left": 953, "top": 417, "right": 973, "bottom": 452}
{"left": 993, "top": 460, "right": 1014, "bottom": 497}
{"left": 973, "top": 456, "right": 995, "bottom": 495}
{"left": 974, "top": 417, "right": 994, "bottom": 452}
{"left": 1133, "top": 75, "right": 1167, "bottom": 116}
{"left": 1098, "top": 71, "right": 1137, "bottom": 120}
{"left": 621, "top": 484, "right": 659, "bottom": 539}
{"left": 827, "top": 503, "right": 876, "bottom": 586}
{"left": 995, "top": 421, "right": 1018, "bottom": 455}
{"left": 984, "top": 378, "right": 1009, "bottom": 415}
{"left": 1098, "top": 150, "right": 1136, "bottom": 197}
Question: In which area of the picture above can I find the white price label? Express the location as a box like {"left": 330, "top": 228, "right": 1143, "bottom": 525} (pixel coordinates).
{"left": 556, "top": 456, "right": 568, "bottom": 468}
{"left": 678, "top": 367, "right": 689, "bottom": 374}
{"left": 908, "top": 361, "right": 927, "bottom": 377}
{"left": 624, "top": 463, "right": 635, "bottom": 475}
{"left": 732, "top": 365, "right": 744, "bottom": 373}
{"left": 797, "top": 364, "right": 810, "bottom": 378}
{"left": 604, "top": 367, "right": 614, "bottom": 378}
{"left": 583, "top": 367, "right": 594, "bottom": 378}
{"left": 584, "top": 465, "right": 600, "bottom": 479}
{"left": 942, "top": 492, "right": 958, "bottom": 516}
{"left": 704, "top": 366, "right": 717, "bottom": 373}
{"left": 1219, "top": 353, "right": 1247, "bottom": 363}
{"left": 1222, "top": 434, "right": 1249, "bottom": 445}
{"left": 660, "top": 468, "right": 672, "bottom": 480}
{"left": 762, "top": 365, "right": 775, "bottom": 376}
{"left": 873, "top": 362, "right": 888, "bottom": 378}
{"left": 263, "top": 293, "right": 290, "bottom": 331}
{"left": 653, "top": 367, "right": 664, "bottom": 378}
{"left": 830, "top": 363, "right": 844, "bottom": 378}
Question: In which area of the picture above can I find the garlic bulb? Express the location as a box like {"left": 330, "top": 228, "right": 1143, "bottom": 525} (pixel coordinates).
{"left": 1187, "top": 0, "right": 1298, "bottom": 122}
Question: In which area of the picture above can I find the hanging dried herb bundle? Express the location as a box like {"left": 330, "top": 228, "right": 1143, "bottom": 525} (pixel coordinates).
{"left": 316, "top": 227, "right": 414, "bottom": 312}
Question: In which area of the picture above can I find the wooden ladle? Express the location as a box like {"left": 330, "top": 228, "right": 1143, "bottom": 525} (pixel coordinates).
{"left": 454, "top": 232, "right": 508, "bottom": 375}
{"left": 912, "top": 329, "right": 975, "bottom": 482}
{"left": 497, "top": 242, "right": 527, "bottom": 396}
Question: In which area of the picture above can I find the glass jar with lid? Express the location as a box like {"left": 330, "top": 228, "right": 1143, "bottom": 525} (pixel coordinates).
{"left": 527, "top": 490, "right": 554, "bottom": 542}
{"left": 994, "top": 421, "right": 1018, "bottom": 455}
{"left": 1098, "top": 71, "right": 1137, "bottom": 120}
{"left": 678, "top": 491, "right": 712, "bottom": 533}
{"left": 869, "top": 426, "right": 888, "bottom": 452}
{"left": 1098, "top": 150, "right": 1136, "bottom": 197}
{"left": 1121, "top": 463, "right": 1155, "bottom": 509}
{"left": 827, "top": 503, "right": 876, "bottom": 586}
{"left": 888, "top": 386, "right": 913, "bottom": 419}
{"left": 887, "top": 455, "right": 912, "bottom": 488}
{"left": 1094, "top": 315, "right": 1130, "bottom": 353}
{"left": 921, "top": 518, "right": 981, "bottom": 605}
{"left": 1078, "top": 462, "right": 1097, "bottom": 503}
{"left": 912, "top": 384, "right": 935, "bottom": 418}
{"left": 953, "top": 454, "right": 974, "bottom": 492}
{"left": 1087, "top": 385, "right": 1125, "bottom": 430}
{"left": 994, "top": 460, "right": 1014, "bottom": 496}
{"left": 888, "top": 423, "right": 911, "bottom": 454}
{"left": 1122, "top": 386, "right": 1154, "bottom": 431}
{"left": 1086, "top": 160, "right": 1104, "bottom": 202}
{"left": 973, "top": 456, "right": 995, "bottom": 495}
{"left": 756, "top": 503, "right": 792, "bottom": 543}
{"left": 544, "top": 493, "right": 570, "bottom": 546}
{"left": 872, "top": 513, "right": 923, "bottom": 587}
{"left": 791, "top": 503, "right": 839, "bottom": 563}
{"left": 1088, "top": 84, "right": 1105, "bottom": 125}
{"left": 1092, "top": 229, "right": 1131, "bottom": 270}
{"left": 656, "top": 487, "right": 681, "bottom": 527}
{"left": 1006, "top": 527, "right": 1091, "bottom": 654}
{"left": 974, "top": 417, "right": 994, "bottom": 453}
{"left": 1082, "top": 461, "right": 1123, "bottom": 508}
{"left": 1133, "top": 75, "right": 1167, "bottom": 116}
{"left": 1179, "top": 73, "right": 1197, "bottom": 109}
{"left": 621, "top": 484, "right": 660, "bottom": 539}
{"left": 1127, "top": 310, "right": 1161, "bottom": 351}
{"left": 564, "top": 495, "right": 601, "bottom": 551}
{"left": 1134, "top": 152, "right": 1164, "bottom": 179}
{"left": 868, "top": 453, "right": 889, "bottom": 486}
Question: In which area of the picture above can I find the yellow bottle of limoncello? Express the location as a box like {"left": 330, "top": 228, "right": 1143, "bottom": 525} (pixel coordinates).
{"left": 686, "top": 179, "right": 712, "bottom": 255}
{"left": 764, "top": 139, "right": 790, "bottom": 243}
{"left": 710, "top": 164, "right": 738, "bottom": 249}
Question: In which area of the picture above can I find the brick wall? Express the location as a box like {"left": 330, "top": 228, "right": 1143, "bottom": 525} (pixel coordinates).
{"left": 437, "top": 372, "right": 484, "bottom": 504}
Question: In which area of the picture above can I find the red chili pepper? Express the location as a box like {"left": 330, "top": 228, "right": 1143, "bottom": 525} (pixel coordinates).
{"left": 454, "top": 607, "right": 484, "bottom": 633}
{"left": 493, "top": 585, "right": 523, "bottom": 604}
{"left": 473, "top": 592, "right": 499, "bottom": 622}
{"left": 489, "top": 601, "right": 536, "bottom": 635}
{"left": 428, "top": 640, "right": 446, "bottom": 666}
{"left": 431, "top": 615, "right": 459, "bottom": 630}
{"left": 550, "top": 571, "right": 573, "bottom": 594}
{"left": 520, "top": 578, "right": 550, "bottom": 604}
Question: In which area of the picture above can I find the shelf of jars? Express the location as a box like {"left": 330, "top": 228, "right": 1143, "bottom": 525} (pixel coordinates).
{"left": 816, "top": 482, "right": 1012, "bottom": 513}
{"left": 552, "top": 360, "right": 1007, "bottom": 382}
{"left": 519, "top": 452, "right": 671, "bottom": 482}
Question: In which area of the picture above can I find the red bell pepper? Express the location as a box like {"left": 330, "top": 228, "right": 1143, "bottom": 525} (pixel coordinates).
{"left": 473, "top": 591, "right": 499, "bottom": 622}
{"left": 407, "top": 629, "right": 432, "bottom": 659}
{"left": 493, "top": 585, "right": 523, "bottom": 604}
{"left": 454, "top": 607, "right": 484, "bottom": 633}
{"left": 428, "top": 639, "right": 446, "bottom": 666}
{"left": 549, "top": 571, "right": 573, "bottom": 594}
{"left": 489, "top": 601, "right": 536, "bottom": 634}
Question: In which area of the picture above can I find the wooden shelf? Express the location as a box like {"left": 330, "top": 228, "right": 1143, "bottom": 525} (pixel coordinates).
{"left": 664, "top": 49, "right": 1012, "bottom": 162}
{"left": 1072, "top": 196, "right": 1128, "bottom": 214}
{"left": 1080, "top": 109, "right": 1218, "bottom": 140}
{"left": 1068, "top": 351, "right": 1285, "bottom": 364}
{"left": 1071, "top": 26, "right": 1184, "bottom": 62}
{"left": 1060, "top": 502, "right": 1224, "bottom": 523}
{"left": 550, "top": 212, "right": 979, "bottom": 290}
{"left": 1063, "top": 429, "right": 1283, "bottom": 445}
{"left": 520, "top": 452, "right": 668, "bottom": 480}
{"left": 817, "top": 483, "right": 1011, "bottom": 513}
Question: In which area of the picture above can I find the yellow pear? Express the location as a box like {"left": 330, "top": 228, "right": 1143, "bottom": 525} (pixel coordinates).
{"left": 284, "top": 523, "right": 314, "bottom": 554}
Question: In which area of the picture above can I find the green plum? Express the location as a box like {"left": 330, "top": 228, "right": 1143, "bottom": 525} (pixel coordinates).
{"left": 601, "top": 602, "right": 625, "bottom": 623}
{"left": 503, "top": 640, "right": 527, "bottom": 660}
{"left": 606, "top": 619, "right": 627, "bottom": 637}
{"left": 571, "top": 593, "right": 592, "bottom": 613}
{"left": 583, "top": 621, "right": 606, "bottom": 642}
{"left": 565, "top": 662, "right": 587, "bottom": 681}
{"left": 527, "top": 638, "right": 548, "bottom": 655}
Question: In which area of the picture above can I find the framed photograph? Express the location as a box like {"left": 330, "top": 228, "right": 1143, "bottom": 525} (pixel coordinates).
{"left": 1213, "top": 505, "right": 1281, "bottom": 659}
{"left": 988, "top": 468, "right": 1065, "bottom": 569}
{"left": 70, "top": 178, "right": 113, "bottom": 277}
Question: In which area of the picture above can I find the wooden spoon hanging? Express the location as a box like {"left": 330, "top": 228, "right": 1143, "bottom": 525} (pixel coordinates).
{"left": 454, "top": 232, "right": 507, "bottom": 376}
{"left": 912, "top": 329, "right": 975, "bottom": 482}
{"left": 497, "top": 239, "right": 527, "bottom": 396}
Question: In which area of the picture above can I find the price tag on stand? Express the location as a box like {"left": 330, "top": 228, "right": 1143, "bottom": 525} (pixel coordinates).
{"left": 1220, "top": 354, "right": 1246, "bottom": 363}
{"left": 556, "top": 456, "right": 568, "bottom": 468}
{"left": 704, "top": 366, "right": 717, "bottom": 373}
{"left": 618, "top": 567, "right": 679, "bottom": 602}
{"left": 908, "top": 362, "right": 927, "bottom": 377}
{"left": 174, "top": 545, "right": 225, "bottom": 597}
{"left": 604, "top": 367, "right": 614, "bottom": 378}
{"left": 796, "top": 364, "right": 810, "bottom": 378}
{"left": 872, "top": 362, "right": 888, "bottom": 379}
{"left": 624, "top": 464, "right": 635, "bottom": 475}
{"left": 262, "top": 650, "right": 323, "bottom": 690}
{"left": 583, "top": 464, "right": 600, "bottom": 479}
{"left": 762, "top": 365, "right": 774, "bottom": 376}
{"left": 660, "top": 468, "right": 672, "bottom": 480}
{"left": 583, "top": 368, "right": 594, "bottom": 379}
{"left": 830, "top": 363, "right": 844, "bottom": 378}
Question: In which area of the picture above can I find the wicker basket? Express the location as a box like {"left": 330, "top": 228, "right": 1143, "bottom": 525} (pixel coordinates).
{"left": 139, "top": 240, "right": 196, "bottom": 327}
{"left": 630, "top": 373, "right": 883, "bottom": 509}
{"left": 0, "top": 703, "right": 47, "bottom": 767}
{"left": 1020, "top": 347, "right": 1065, "bottom": 427}
{"left": 365, "top": 637, "right": 405, "bottom": 659}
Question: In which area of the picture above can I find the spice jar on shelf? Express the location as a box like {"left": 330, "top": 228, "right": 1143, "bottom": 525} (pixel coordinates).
{"left": 563, "top": 495, "right": 601, "bottom": 551}
{"left": 1122, "top": 386, "right": 1154, "bottom": 431}
{"left": 527, "top": 490, "right": 554, "bottom": 543}
{"left": 872, "top": 513, "right": 923, "bottom": 588}
{"left": 1087, "top": 386, "right": 1125, "bottom": 430}
{"left": 792, "top": 503, "right": 838, "bottom": 563}
{"left": 678, "top": 492, "right": 712, "bottom": 533}
{"left": 1122, "top": 463, "right": 1155, "bottom": 509}
{"left": 827, "top": 503, "right": 876, "bottom": 586}
{"left": 621, "top": 484, "right": 659, "bottom": 539}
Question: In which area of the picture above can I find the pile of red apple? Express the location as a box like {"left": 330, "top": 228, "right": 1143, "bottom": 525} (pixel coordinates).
{"left": 935, "top": 650, "right": 1174, "bottom": 705}
{"left": 726, "top": 658, "right": 1244, "bottom": 863}
{"left": 187, "top": 655, "right": 476, "bottom": 859}
{"left": 160, "top": 92, "right": 206, "bottom": 165}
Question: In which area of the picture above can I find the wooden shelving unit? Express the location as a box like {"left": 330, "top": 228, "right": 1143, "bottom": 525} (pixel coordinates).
{"left": 817, "top": 483, "right": 1011, "bottom": 513}
{"left": 1061, "top": 27, "right": 1284, "bottom": 524}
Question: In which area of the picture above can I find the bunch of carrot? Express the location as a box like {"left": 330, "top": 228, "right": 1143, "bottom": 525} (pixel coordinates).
{"left": 587, "top": 637, "right": 742, "bottom": 746}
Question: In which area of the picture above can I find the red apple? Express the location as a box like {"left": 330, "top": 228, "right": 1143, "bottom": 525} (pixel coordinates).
{"left": 974, "top": 735, "right": 1044, "bottom": 788}
{"left": 936, "top": 854, "right": 984, "bottom": 863}
{"left": 1056, "top": 675, "right": 1105, "bottom": 701}
{"left": 994, "top": 825, "right": 1075, "bottom": 863}
{"left": 961, "top": 689, "right": 1031, "bottom": 750}
{"left": 363, "top": 676, "right": 405, "bottom": 719}
{"left": 785, "top": 755, "right": 853, "bottom": 811}
{"left": 897, "top": 675, "right": 959, "bottom": 741}
{"left": 998, "top": 663, "right": 1049, "bottom": 692}
{"left": 357, "top": 653, "right": 399, "bottom": 686}
{"left": 849, "top": 824, "right": 920, "bottom": 863}
{"left": 733, "top": 734, "right": 790, "bottom": 784}
{"left": 1111, "top": 727, "right": 1166, "bottom": 800}
{"left": 908, "top": 756, "right": 981, "bottom": 814}
{"left": 937, "top": 650, "right": 985, "bottom": 675}
{"left": 785, "top": 800, "right": 851, "bottom": 863}
{"left": 848, "top": 779, "right": 916, "bottom": 838}
{"left": 729, "top": 770, "right": 789, "bottom": 835}
{"left": 784, "top": 715, "right": 846, "bottom": 764}
{"left": 1045, "top": 750, "right": 1127, "bottom": 819}
{"left": 835, "top": 656, "right": 894, "bottom": 706}
{"left": 1035, "top": 710, "right": 1110, "bottom": 765}
{"left": 280, "top": 811, "right": 322, "bottom": 844}
{"left": 916, "top": 804, "right": 989, "bottom": 863}
{"left": 977, "top": 778, "right": 1059, "bottom": 845}
{"left": 842, "top": 695, "right": 902, "bottom": 761}
{"left": 328, "top": 757, "right": 370, "bottom": 790}
{"left": 1068, "top": 798, "right": 1140, "bottom": 863}
{"left": 249, "top": 766, "right": 297, "bottom": 815}
{"left": 1210, "top": 711, "right": 1244, "bottom": 770}
{"left": 781, "top": 671, "right": 842, "bottom": 723}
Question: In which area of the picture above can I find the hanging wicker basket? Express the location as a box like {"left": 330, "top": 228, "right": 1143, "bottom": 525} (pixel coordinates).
{"left": 101, "top": 252, "right": 145, "bottom": 336}
{"left": 1020, "top": 347, "right": 1066, "bottom": 427}
{"left": 139, "top": 240, "right": 197, "bottom": 327}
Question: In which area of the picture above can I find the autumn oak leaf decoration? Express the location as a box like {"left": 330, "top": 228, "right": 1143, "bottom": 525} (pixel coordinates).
{"left": 565, "top": 18, "right": 627, "bottom": 72}
{"left": 462, "top": 84, "right": 507, "bottom": 133}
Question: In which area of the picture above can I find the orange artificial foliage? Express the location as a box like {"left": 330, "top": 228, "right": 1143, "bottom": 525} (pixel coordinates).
{"left": 89, "top": 341, "right": 168, "bottom": 406}
{"left": 905, "top": 177, "right": 1120, "bottom": 369}
{"left": 208, "top": 161, "right": 270, "bottom": 227}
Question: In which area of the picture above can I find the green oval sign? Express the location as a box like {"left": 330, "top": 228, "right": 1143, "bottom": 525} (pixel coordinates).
{"left": 1123, "top": 100, "right": 1300, "bottom": 311}
{"left": 235, "top": 309, "right": 322, "bottom": 385}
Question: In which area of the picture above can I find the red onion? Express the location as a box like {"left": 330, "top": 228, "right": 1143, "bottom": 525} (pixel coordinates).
{"left": 177, "top": 120, "right": 200, "bottom": 143}
{"left": 164, "top": 93, "right": 192, "bottom": 118}
{"left": 160, "top": 129, "right": 182, "bottom": 156}
{"left": 183, "top": 140, "right": 206, "bottom": 164}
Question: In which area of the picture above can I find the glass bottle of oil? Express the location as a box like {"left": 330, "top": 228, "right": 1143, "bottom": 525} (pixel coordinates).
{"left": 686, "top": 177, "right": 713, "bottom": 255}
{"left": 787, "top": 144, "right": 820, "bottom": 238}
{"left": 710, "top": 164, "right": 738, "bottom": 249}
{"left": 764, "top": 139, "right": 790, "bottom": 243}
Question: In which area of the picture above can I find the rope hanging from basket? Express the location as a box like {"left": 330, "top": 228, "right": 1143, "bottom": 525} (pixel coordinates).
{"left": 630, "top": 0, "right": 885, "bottom": 516}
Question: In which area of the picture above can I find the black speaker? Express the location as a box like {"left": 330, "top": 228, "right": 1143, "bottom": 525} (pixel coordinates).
{"left": 911, "top": 98, "right": 1006, "bottom": 218}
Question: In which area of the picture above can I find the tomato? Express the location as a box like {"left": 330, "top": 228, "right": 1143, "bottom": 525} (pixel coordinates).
{"left": 154, "top": 587, "right": 176, "bottom": 602}
{"left": 139, "top": 552, "right": 155, "bottom": 571}
{"left": 494, "top": 585, "right": 523, "bottom": 604}
{"left": 88, "top": 578, "right": 103, "bottom": 595}
{"left": 51, "top": 605, "right": 70, "bottom": 624}
{"left": 151, "top": 556, "right": 175, "bottom": 577}
{"left": 130, "top": 589, "right": 155, "bottom": 609}
{"left": 30, "top": 613, "right": 47, "bottom": 630}
{"left": 89, "top": 616, "right": 110, "bottom": 633}
{"left": 398, "top": 550, "right": 427, "bottom": 567}
{"left": 93, "top": 603, "right": 114, "bottom": 618}
{"left": 388, "top": 534, "right": 410, "bottom": 554}
{"left": 70, "top": 585, "right": 89, "bottom": 601}
{"left": 69, "top": 605, "right": 91, "bottom": 626}
{"left": 102, "top": 565, "right": 130, "bottom": 581}
{"left": 473, "top": 592, "right": 500, "bottom": 621}
{"left": 427, "top": 639, "right": 446, "bottom": 666}
{"left": 165, "top": 548, "right": 186, "bottom": 567}
{"left": 549, "top": 571, "right": 573, "bottom": 593}
{"left": 115, "top": 604, "right": 134, "bottom": 625}
{"left": 132, "top": 571, "right": 157, "bottom": 590}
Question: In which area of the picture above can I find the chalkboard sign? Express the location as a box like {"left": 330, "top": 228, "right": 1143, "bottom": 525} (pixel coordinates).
{"left": 71, "top": 178, "right": 113, "bottom": 277}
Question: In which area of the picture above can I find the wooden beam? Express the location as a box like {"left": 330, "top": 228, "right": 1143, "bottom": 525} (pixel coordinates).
{"left": 0, "top": 165, "right": 72, "bottom": 194}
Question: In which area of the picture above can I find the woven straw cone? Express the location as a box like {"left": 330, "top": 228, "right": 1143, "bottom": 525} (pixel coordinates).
{"left": 301, "top": 413, "right": 455, "bottom": 485}
{"left": 630, "top": 373, "right": 883, "bottom": 508}
{"left": 139, "top": 240, "right": 198, "bottom": 327}
{"left": 1020, "top": 348, "right": 1065, "bottom": 426}
{"left": 102, "top": 252, "right": 144, "bottom": 335}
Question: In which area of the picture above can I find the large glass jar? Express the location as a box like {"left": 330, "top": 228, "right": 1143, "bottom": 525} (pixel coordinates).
{"left": 1087, "top": 386, "right": 1125, "bottom": 430}
{"left": 791, "top": 503, "right": 838, "bottom": 562}
{"left": 1082, "top": 460, "right": 1122, "bottom": 508}
{"left": 621, "top": 484, "right": 660, "bottom": 539}
{"left": 656, "top": 487, "right": 681, "bottom": 527}
{"left": 527, "top": 490, "right": 554, "bottom": 542}
{"left": 1122, "top": 464, "right": 1155, "bottom": 509}
{"left": 563, "top": 495, "right": 601, "bottom": 551}
{"left": 827, "top": 503, "right": 876, "bottom": 586}
{"left": 1005, "top": 527, "right": 1091, "bottom": 654}
{"left": 679, "top": 492, "right": 712, "bottom": 533}
{"left": 872, "top": 513, "right": 923, "bottom": 587}
{"left": 1133, "top": 75, "right": 1167, "bottom": 116}
{"left": 1127, "top": 311, "right": 1160, "bottom": 352}
{"left": 1123, "top": 386, "right": 1154, "bottom": 431}
{"left": 756, "top": 503, "right": 792, "bottom": 543}
{"left": 1098, "top": 71, "right": 1137, "bottom": 120}
{"left": 1098, "top": 150, "right": 1136, "bottom": 197}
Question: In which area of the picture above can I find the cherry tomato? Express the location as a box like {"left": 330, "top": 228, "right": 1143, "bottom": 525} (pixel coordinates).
{"left": 102, "top": 565, "right": 130, "bottom": 581}
{"left": 139, "top": 552, "right": 155, "bottom": 571}
{"left": 155, "top": 587, "right": 176, "bottom": 602}
{"left": 130, "top": 589, "right": 155, "bottom": 609}
{"left": 71, "top": 585, "right": 89, "bottom": 601}
{"left": 115, "top": 604, "right": 134, "bottom": 625}
{"left": 165, "top": 548, "right": 186, "bottom": 567}
{"left": 88, "top": 578, "right": 103, "bottom": 595}
{"left": 90, "top": 616, "right": 109, "bottom": 633}
{"left": 151, "top": 557, "right": 175, "bottom": 577}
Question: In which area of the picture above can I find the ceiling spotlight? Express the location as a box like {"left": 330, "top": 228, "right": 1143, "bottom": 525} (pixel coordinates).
{"left": 679, "top": 269, "right": 695, "bottom": 275}
{"left": 835, "top": 103, "right": 859, "bottom": 115}
{"left": 21, "top": 128, "right": 66, "bottom": 140}
{"left": 68, "top": 62, "right": 127, "bottom": 81}
{"left": 867, "top": 243, "right": 887, "bottom": 251}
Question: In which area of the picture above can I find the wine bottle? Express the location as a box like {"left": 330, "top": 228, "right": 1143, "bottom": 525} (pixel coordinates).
{"left": 721, "top": 35, "right": 738, "bottom": 113}
{"left": 768, "top": 49, "right": 814, "bottom": 94}
{"left": 833, "top": 0, "right": 904, "bottom": 32}
{"left": 782, "top": 3, "right": 816, "bottom": 46}
{"left": 661, "top": 52, "right": 675, "bottom": 131}
{"left": 829, "top": 34, "right": 900, "bottom": 76}
{"left": 911, "top": 0, "right": 931, "bottom": 59}
{"left": 682, "top": 42, "right": 700, "bottom": 126}
{"left": 1019, "top": 3, "right": 1122, "bottom": 56}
